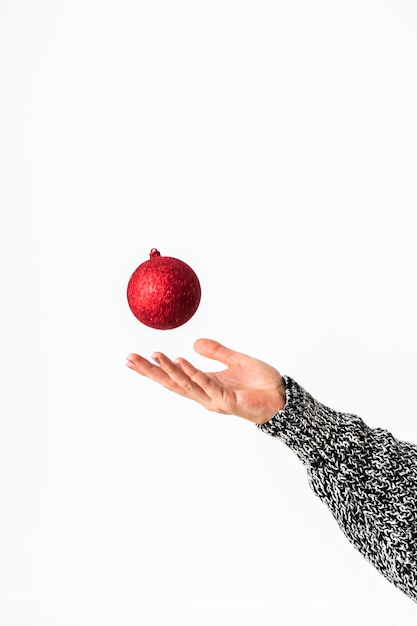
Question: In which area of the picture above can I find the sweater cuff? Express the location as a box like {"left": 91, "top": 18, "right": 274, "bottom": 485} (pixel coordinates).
{"left": 256, "top": 375, "right": 370, "bottom": 468}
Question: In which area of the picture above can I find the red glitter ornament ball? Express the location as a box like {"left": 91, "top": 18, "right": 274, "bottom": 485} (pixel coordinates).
{"left": 127, "top": 249, "right": 201, "bottom": 330}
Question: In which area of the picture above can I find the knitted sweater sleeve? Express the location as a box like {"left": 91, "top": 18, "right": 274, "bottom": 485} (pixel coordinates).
{"left": 256, "top": 375, "right": 417, "bottom": 602}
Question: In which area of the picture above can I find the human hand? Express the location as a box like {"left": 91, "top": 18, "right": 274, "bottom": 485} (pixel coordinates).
{"left": 126, "top": 338, "right": 286, "bottom": 425}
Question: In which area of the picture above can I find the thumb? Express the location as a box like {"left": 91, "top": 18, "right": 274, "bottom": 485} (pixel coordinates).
{"left": 193, "top": 338, "right": 238, "bottom": 365}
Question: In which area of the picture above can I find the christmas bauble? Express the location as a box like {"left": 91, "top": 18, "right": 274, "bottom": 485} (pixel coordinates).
{"left": 127, "top": 249, "right": 201, "bottom": 330}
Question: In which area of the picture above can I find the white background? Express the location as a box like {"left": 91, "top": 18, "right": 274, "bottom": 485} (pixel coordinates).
{"left": 1, "top": 1, "right": 417, "bottom": 624}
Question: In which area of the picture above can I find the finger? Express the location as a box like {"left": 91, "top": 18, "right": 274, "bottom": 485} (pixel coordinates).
{"left": 193, "top": 338, "right": 239, "bottom": 366}
{"left": 126, "top": 353, "right": 156, "bottom": 375}
{"left": 153, "top": 353, "right": 211, "bottom": 402}
{"left": 126, "top": 353, "right": 191, "bottom": 397}
{"left": 174, "top": 357, "right": 215, "bottom": 394}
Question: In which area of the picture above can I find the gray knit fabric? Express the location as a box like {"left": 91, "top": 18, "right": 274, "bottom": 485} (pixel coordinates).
{"left": 256, "top": 375, "right": 417, "bottom": 602}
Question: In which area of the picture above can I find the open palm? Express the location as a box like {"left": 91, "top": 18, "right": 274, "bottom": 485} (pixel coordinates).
{"left": 126, "top": 338, "right": 286, "bottom": 424}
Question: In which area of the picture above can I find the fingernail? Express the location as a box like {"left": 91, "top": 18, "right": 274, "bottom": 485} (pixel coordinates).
{"left": 126, "top": 360, "right": 135, "bottom": 368}
{"left": 152, "top": 356, "right": 160, "bottom": 365}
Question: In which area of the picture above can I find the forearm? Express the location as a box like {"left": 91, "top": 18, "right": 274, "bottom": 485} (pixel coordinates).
{"left": 257, "top": 375, "right": 417, "bottom": 602}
